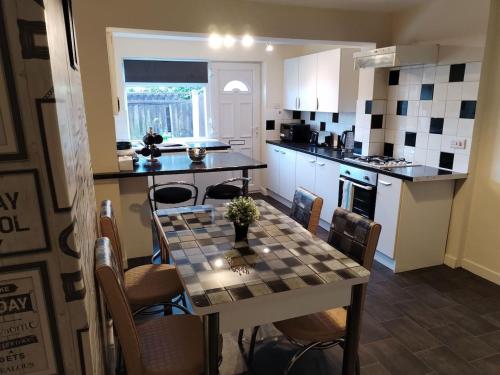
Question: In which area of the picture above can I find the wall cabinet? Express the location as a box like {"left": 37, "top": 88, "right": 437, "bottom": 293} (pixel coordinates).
{"left": 283, "top": 48, "right": 359, "bottom": 113}
{"left": 266, "top": 144, "right": 296, "bottom": 201}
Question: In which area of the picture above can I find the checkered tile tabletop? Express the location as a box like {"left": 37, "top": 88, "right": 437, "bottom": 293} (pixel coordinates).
{"left": 155, "top": 200, "right": 370, "bottom": 309}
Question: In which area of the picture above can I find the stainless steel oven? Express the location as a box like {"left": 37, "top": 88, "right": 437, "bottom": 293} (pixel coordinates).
{"left": 338, "top": 165, "right": 378, "bottom": 219}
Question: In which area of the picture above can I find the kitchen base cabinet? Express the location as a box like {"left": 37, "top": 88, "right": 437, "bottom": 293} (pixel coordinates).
{"left": 266, "top": 144, "right": 296, "bottom": 202}
{"left": 314, "top": 158, "right": 340, "bottom": 224}
{"left": 295, "top": 152, "right": 317, "bottom": 193}
{"left": 374, "top": 178, "right": 455, "bottom": 273}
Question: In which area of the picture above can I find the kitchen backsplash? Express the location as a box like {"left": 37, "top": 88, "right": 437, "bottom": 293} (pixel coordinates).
{"left": 357, "top": 62, "right": 481, "bottom": 173}
{"left": 300, "top": 111, "right": 355, "bottom": 143}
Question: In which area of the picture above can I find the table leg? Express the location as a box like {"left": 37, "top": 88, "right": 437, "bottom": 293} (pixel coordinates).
{"left": 242, "top": 169, "right": 249, "bottom": 195}
{"left": 204, "top": 313, "right": 220, "bottom": 375}
{"left": 342, "top": 284, "right": 364, "bottom": 375}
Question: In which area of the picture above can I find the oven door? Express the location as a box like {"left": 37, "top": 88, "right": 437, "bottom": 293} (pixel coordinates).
{"left": 338, "top": 176, "right": 377, "bottom": 219}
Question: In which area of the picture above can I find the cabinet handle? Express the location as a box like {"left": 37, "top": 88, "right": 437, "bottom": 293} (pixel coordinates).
{"left": 274, "top": 149, "right": 280, "bottom": 153}
{"left": 280, "top": 151, "right": 286, "bottom": 154}
{"left": 298, "top": 97, "right": 301, "bottom": 109}
{"left": 317, "top": 98, "right": 319, "bottom": 111}
{"left": 308, "top": 159, "right": 316, "bottom": 163}
{"left": 379, "top": 180, "right": 392, "bottom": 186}
{"left": 295, "top": 97, "right": 298, "bottom": 109}
{"left": 317, "top": 162, "right": 325, "bottom": 166}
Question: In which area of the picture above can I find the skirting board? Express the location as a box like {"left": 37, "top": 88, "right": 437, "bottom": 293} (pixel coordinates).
{"left": 462, "top": 258, "right": 500, "bottom": 285}
{"left": 444, "top": 254, "right": 460, "bottom": 268}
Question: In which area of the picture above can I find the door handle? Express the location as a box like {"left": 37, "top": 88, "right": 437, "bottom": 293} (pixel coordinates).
{"left": 379, "top": 180, "right": 392, "bottom": 186}
{"left": 339, "top": 177, "right": 373, "bottom": 191}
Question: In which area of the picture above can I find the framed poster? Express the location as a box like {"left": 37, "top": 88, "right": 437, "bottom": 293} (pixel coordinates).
{"left": 0, "top": 262, "right": 63, "bottom": 374}
{"left": 0, "top": 170, "right": 49, "bottom": 256}
{"left": 0, "top": 3, "right": 27, "bottom": 161}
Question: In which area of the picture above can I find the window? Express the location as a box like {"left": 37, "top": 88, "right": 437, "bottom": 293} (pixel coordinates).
{"left": 125, "top": 84, "right": 208, "bottom": 140}
{"left": 223, "top": 80, "right": 249, "bottom": 92}
{"left": 122, "top": 60, "right": 209, "bottom": 140}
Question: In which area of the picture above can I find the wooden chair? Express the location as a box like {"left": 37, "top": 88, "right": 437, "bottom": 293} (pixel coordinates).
{"left": 243, "top": 208, "right": 381, "bottom": 374}
{"left": 95, "top": 237, "right": 221, "bottom": 375}
{"left": 289, "top": 187, "right": 323, "bottom": 235}
{"left": 99, "top": 200, "right": 184, "bottom": 309}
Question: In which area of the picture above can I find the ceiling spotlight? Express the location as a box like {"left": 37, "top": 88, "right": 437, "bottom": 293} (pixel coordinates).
{"left": 265, "top": 43, "right": 274, "bottom": 52}
{"left": 242, "top": 34, "right": 254, "bottom": 48}
{"left": 223, "top": 34, "right": 236, "bottom": 48}
{"left": 209, "top": 33, "right": 222, "bottom": 49}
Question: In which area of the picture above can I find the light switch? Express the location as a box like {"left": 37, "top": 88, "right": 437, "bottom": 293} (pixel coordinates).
{"left": 450, "top": 137, "right": 467, "bottom": 149}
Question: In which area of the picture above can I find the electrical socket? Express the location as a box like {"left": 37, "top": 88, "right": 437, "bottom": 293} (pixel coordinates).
{"left": 450, "top": 138, "right": 467, "bottom": 149}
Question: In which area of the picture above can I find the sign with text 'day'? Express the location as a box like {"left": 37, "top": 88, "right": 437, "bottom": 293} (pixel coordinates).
{"left": 0, "top": 170, "right": 49, "bottom": 256}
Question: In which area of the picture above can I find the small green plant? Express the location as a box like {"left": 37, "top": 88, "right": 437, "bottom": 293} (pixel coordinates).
{"left": 225, "top": 197, "right": 260, "bottom": 226}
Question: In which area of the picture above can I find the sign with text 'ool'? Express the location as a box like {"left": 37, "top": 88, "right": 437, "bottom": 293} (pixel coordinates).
{"left": 0, "top": 170, "right": 48, "bottom": 256}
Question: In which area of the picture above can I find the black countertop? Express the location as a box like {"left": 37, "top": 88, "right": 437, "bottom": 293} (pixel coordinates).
{"left": 266, "top": 140, "right": 468, "bottom": 182}
{"left": 94, "top": 151, "right": 266, "bottom": 180}
{"left": 132, "top": 140, "right": 231, "bottom": 153}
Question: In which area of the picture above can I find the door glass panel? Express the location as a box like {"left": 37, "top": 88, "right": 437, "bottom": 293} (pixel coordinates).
{"left": 223, "top": 80, "right": 249, "bottom": 92}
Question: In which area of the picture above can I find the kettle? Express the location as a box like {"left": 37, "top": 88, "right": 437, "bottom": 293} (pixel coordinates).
{"left": 309, "top": 131, "right": 319, "bottom": 146}
{"left": 340, "top": 130, "right": 355, "bottom": 150}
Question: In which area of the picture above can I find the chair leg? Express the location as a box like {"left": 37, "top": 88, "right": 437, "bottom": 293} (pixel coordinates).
{"left": 248, "top": 326, "right": 260, "bottom": 365}
{"left": 284, "top": 341, "right": 322, "bottom": 375}
{"left": 238, "top": 329, "right": 244, "bottom": 348}
{"left": 202, "top": 193, "right": 207, "bottom": 204}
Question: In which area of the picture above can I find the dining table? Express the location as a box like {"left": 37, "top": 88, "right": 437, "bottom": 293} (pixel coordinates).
{"left": 154, "top": 200, "right": 370, "bottom": 375}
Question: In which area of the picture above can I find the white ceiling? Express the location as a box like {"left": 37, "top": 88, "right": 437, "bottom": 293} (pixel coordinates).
{"left": 245, "top": 0, "right": 430, "bottom": 12}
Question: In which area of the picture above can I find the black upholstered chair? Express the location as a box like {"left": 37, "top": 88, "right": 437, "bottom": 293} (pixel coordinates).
{"left": 240, "top": 208, "right": 381, "bottom": 374}
{"left": 201, "top": 177, "right": 251, "bottom": 204}
{"left": 289, "top": 187, "right": 323, "bottom": 235}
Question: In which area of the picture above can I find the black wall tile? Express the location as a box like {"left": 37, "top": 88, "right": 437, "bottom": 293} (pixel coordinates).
{"left": 354, "top": 141, "right": 362, "bottom": 155}
{"left": 449, "top": 64, "right": 466, "bottom": 82}
{"left": 292, "top": 110, "right": 301, "bottom": 119}
{"left": 389, "top": 70, "right": 400, "bottom": 86}
{"left": 371, "top": 114, "right": 384, "bottom": 129}
{"left": 300, "top": 119, "right": 306, "bottom": 124}
{"left": 430, "top": 118, "right": 444, "bottom": 134}
{"left": 397, "top": 101, "right": 408, "bottom": 116}
{"left": 365, "top": 100, "right": 373, "bottom": 114}
{"left": 460, "top": 101, "right": 477, "bottom": 119}
{"left": 265, "top": 120, "right": 275, "bottom": 130}
{"left": 320, "top": 122, "right": 326, "bottom": 131}
{"left": 384, "top": 143, "right": 394, "bottom": 157}
{"left": 420, "top": 84, "right": 434, "bottom": 100}
{"left": 332, "top": 113, "right": 339, "bottom": 123}
{"left": 439, "top": 152, "right": 454, "bottom": 170}
{"left": 405, "top": 132, "right": 417, "bottom": 147}
{"left": 310, "top": 112, "right": 316, "bottom": 121}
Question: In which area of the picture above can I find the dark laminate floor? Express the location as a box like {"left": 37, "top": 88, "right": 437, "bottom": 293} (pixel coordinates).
{"left": 215, "top": 194, "right": 500, "bottom": 375}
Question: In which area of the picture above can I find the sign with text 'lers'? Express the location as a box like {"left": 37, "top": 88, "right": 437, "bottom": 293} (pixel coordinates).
{"left": 0, "top": 171, "right": 48, "bottom": 256}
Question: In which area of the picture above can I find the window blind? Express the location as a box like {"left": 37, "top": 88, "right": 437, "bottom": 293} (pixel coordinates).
{"left": 123, "top": 60, "right": 208, "bottom": 83}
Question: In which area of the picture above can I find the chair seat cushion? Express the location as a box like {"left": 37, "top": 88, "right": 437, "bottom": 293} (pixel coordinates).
{"left": 205, "top": 184, "right": 242, "bottom": 200}
{"left": 138, "top": 315, "right": 222, "bottom": 375}
{"left": 273, "top": 308, "right": 347, "bottom": 342}
{"left": 125, "top": 264, "right": 183, "bottom": 306}
{"left": 154, "top": 186, "right": 193, "bottom": 205}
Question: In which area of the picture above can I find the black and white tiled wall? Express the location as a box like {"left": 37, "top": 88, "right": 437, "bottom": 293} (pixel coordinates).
{"left": 300, "top": 111, "right": 356, "bottom": 143}
{"left": 355, "top": 62, "right": 481, "bottom": 172}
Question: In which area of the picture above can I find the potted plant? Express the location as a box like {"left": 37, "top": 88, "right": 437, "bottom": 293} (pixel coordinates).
{"left": 225, "top": 197, "right": 260, "bottom": 241}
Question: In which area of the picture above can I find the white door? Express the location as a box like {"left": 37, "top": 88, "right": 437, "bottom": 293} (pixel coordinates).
{"left": 298, "top": 54, "right": 318, "bottom": 111}
{"left": 283, "top": 57, "right": 299, "bottom": 110}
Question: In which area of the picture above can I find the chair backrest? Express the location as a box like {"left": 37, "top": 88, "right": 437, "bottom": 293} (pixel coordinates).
{"left": 148, "top": 182, "right": 198, "bottom": 212}
{"left": 290, "top": 187, "right": 324, "bottom": 235}
{"left": 95, "top": 237, "right": 143, "bottom": 375}
{"left": 327, "top": 208, "right": 381, "bottom": 271}
{"left": 99, "top": 200, "right": 124, "bottom": 278}
{"left": 153, "top": 212, "right": 170, "bottom": 263}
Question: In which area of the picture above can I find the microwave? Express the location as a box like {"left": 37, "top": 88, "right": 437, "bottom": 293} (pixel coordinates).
{"left": 280, "top": 123, "right": 311, "bottom": 143}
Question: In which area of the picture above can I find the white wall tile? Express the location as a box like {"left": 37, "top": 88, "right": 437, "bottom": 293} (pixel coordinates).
{"left": 433, "top": 83, "right": 448, "bottom": 101}
{"left": 408, "top": 67, "right": 423, "bottom": 85}
{"left": 386, "top": 100, "right": 397, "bottom": 115}
{"left": 457, "top": 118, "right": 474, "bottom": 137}
{"left": 441, "top": 135, "right": 455, "bottom": 153}
{"left": 385, "top": 129, "right": 396, "bottom": 143}
{"left": 372, "top": 100, "right": 387, "bottom": 115}
{"left": 443, "top": 118, "right": 458, "bottom": 135}
{"left": 426, "top": 149, "right": 441, "bottom": 168}
{"left": 406, "top": 116, "right": 418, "bottom": 132}
{"left": 418, "top": 117, "right": 430, "bottom": 132}
{"left": 416, "top": 132, "right": 429, "bottom": 148}
{"left": 370, "top": 129, "right": 385, "bottom": 143}
{"left": 385, "top": 114, "right": 397, "bottom": 129}
{"left": 394, "top": 145, "right": 405, "bottom": 158}
{"left": 414, "top": 147, "right": 427, "bottom": 164}
{"left": 422, "top": 66, "right": 436, "bottom": 84}
{"left": 445, "top": 100, "right": 461, "bottom": 118}
{"left": 453, "top": 153, "right": 469, "bottom": 173}
{"left": 407, "top": 101, "right": 420, "bottom": 117}
{"left": 356, "top": 100, "right": 366, "bottom": 115}
{"left": 396, "top": 116, "right": 407, "bottom": 131}
{"left": 447, "top": 82, "right": 463, "bottom": 100}
{"left": 368, "top": 142, "right": 383, "bottom": 156}
{"left": 409, "top": 84, "right": 421, "bottom": 100}
{"left": 428, "top": 134, "right": 442, "bottom": 150}
{"left": 464, "top": 62, "right": 481, "bottom": 82}
{"left": 397, "top": 85, "right": 409, "bottom": 100}
{"left": 362, "top": 142, "right": 370, "bottom": 155}
{"left": 357, "top": 113, "right": 371, "bottom": 130}
{"left": 431, "top": 101, "right": 446, "bottom": 117}
{"left": 388, "top": 86, "right": 398, "bottom": 101}
{"left": 395, "top": 131, "right": 405, "bottom": 145}
{"left": 419, "top": 101, "right": 432, "bottom": 117}
{"left": 462, "top": 81, "right": 479, "bottom": 100}
{"left": 404, "top": 146, "right": 415, "bottom": 162}
{"left": 435, "top": 65, "right": 450, "bottom": 83}
{"left": 399, "top": 69, "right": 410, "bottom": 85}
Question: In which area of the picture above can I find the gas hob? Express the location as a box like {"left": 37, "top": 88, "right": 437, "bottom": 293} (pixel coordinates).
{"left": 344, "top": 155, "right": 418, "bottom": 169}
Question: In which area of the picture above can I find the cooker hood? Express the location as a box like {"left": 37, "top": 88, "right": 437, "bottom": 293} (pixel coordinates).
{"left": 354, "top": 45, "right": 438, "bottom": 69}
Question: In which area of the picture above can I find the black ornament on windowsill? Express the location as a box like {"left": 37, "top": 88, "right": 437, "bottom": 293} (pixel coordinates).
{"left": 139, "top": 127, "right": 163, "bottom": 163}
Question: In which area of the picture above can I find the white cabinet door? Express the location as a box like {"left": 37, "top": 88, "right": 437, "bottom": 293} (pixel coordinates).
{"left": 279, "top": 148, "right": 296, "bottom": 202}
{"left": 266, "top": 144, "right": 281, "bottom": 194}
{"left": 298, "top": 54, "right": 318, "bottom": 111}
{"left": 316, "top": 49, "right": 341, "bottom": 113}
{"left": 295, "top": 152, "right": 316, "bottom": 193}
{"left": 314, "top": 158, "right": 340, "bottom": 223}
{"left": 374, "top": 176, "right": 403, "bottom": 259}
{"left": 283, "top": 58, "right": 299, "bottom": 110}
